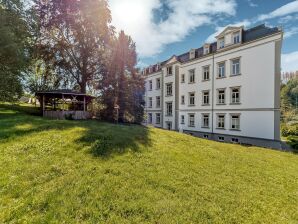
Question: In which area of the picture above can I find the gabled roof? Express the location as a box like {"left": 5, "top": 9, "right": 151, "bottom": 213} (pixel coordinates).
{"left": 215, "top": 26, "right": 243, "bottom": 38}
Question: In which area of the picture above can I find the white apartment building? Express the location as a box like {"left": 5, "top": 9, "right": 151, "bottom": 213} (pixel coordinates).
{"left": 143, "top": 24, "right": 283, "bottom": 149}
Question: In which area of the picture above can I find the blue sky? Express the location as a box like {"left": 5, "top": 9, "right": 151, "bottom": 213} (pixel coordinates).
{"left": 110, "top": 0, "right": 298, "bottom": 72}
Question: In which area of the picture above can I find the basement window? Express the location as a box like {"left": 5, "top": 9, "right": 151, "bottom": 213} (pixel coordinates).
{"left": 218, "top": 136, "right": 225, "bottom": 142}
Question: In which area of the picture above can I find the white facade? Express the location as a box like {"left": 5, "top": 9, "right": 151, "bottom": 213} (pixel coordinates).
{"left": 143, "top": 25, "right": 283, "bottom": 148}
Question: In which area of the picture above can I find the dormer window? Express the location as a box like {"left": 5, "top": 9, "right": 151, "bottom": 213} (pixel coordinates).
{"left": 189, "top": 49, "right": 195, "bottom": 60}
{"left": 219, "top": 38, "right": 225, "bottom": 49}
{"left": 233, "top": 32, "right": 240, "bottom": 44}
{"left": 204, "top": 46, "right": 209, "bottom": 55}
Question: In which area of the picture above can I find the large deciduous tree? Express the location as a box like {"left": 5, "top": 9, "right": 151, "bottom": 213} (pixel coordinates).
{"left": 100, "top": 31, "right": 144, "bottom": 123}
{"left": 35, "top": 0, "right": 113, "bottom": 93}
{"left": 0, "top": 0, "right": 30, "bottom": 101}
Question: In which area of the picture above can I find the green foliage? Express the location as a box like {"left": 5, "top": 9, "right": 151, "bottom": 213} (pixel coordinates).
{"left": 0, "top": 104, "right": 297, "bottom": 223}
{"left": 281, "top": 123, "right": 298, "bottom": 137}
{"left": 0, "top": 0, "right": 31, "bottom": 101}
{"left": 281, "top": 77, "right": 298, "bottom": 123}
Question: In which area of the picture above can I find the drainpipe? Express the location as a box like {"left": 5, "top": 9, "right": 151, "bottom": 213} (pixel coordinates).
{"left": 211, "top": 53, "right": 215, "bottom": 135}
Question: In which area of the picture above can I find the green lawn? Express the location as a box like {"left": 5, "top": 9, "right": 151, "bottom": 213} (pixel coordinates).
{"left": 0, "top": 104, "right": 297, "bottom": 223}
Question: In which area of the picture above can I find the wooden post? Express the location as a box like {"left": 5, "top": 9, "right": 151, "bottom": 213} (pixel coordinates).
{"left": 62, "top": 94, "right": 64, "bottom": 111}
{"left": 83, "top": 96, "right": 86, "bottom": 112}
{"left": 42, "top": 95, "right": 45, "bottom": 116}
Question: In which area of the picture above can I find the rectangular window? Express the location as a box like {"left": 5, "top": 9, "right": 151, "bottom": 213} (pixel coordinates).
{"left": 156, "top": 78, "right": 161, "bottom": 89}
{"left": 231, "top": 87, "right": 240, "bottom": 104}
{"left": 189, "top": 69, "right": 195, "bottom": 83}
{"left": 156, "top": 113, "right": 161, "bottom": 124}
{"left": 218, "top": 62, "right": 225, "bottom": 78}
{"left": 231, "top": 114, "right": 240, "bottom": 130}
{"left": 166, "top": 102, "right": 172, "bottom": 116}
{"left": 149, "top": 80, "right": 152, "bottom": 90}
{"left": 231, "top": 58, "right": 240, "bottom": 76}
{"left": 181, "top": 74, "right": 185, "bottom": 83}
{"left": 218, "top": 136, "right": 225, "bottom": 141}
{"left": 217, "top": 114, "right": 225, "bottom": 129}
{"left": 203, "top": 91, "right": 210, "bottom": 105}
{"left": 233, "top": 32, "right": 240, "bottom": 44}
{"left": 231, "top": 138, "right": 239, "bottom": 143}
{"left": 148, "top": 97, "right": 152, "bottom": 108}
{"left": 189, "top": 92, "right": 195, "bottom": 106}
{"left": 217, "top": 89, "right": 225, "bottom": 104}
{"left": 156, "top": 96, "right": 160, "bottom": 108}
{"left": 203, "top": 66, "right": 210, "bottom": 81}
{"left": 166, "top": 83, "right": 173, "bottom": 96}
{"left": 167, "top": 66, "right": 172, "bottom": 75}
{"left": 188, "top": 114, "right": 195, "bottom": 127}
{"left": 219, "top": 38, "right": 225, "bottom": 49}
{"left": 181, "top": 95, "right": 185, "bottom": 105}
{"left": 203, "top": 134, "right": 209, "bottom": 139}
{"left": 181, "top": 115, "right": 185, "bottom": 124}
{"left": 148, "top": 113, "right": 152, "bottom": 124}
{"left": 204, "top": 46, "right": 209, "bottom": 55}
{"left": 202, "top": 114, "right": 209, "bottom": 128}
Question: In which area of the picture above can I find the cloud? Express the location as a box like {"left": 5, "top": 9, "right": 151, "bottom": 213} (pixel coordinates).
{"left": 109, "top": 0, "right": 236, "bottom": 58}
{"left": 247, "top": 0, "right": 257, "bottom": 7}
{"left": 284, "top": 27, "right": 298, "bottom": 39}
{"left": 257, "top": 0, "right": 298, "bottom": 21}
{"left": 205, "top": 20, "right": 251, "bottom": 43}
{"left": 282, "top": 51, "right": 298, "bottom": 72}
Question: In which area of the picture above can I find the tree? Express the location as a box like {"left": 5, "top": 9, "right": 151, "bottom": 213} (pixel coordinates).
{"left": 35, "top": 0, "right": 113, "bottom": 93}
{"left": 0, "top": 0, "right": 31, "bottom": 101}
{"left": 100, "top": 31, "right": 144, "bottom": 123}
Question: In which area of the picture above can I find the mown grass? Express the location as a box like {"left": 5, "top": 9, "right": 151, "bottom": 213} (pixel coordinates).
{"left": 0, "top": 103, "right": 297, "bottom": 223}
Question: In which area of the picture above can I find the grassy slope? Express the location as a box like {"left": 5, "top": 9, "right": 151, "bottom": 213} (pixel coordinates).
{"left": 0, "top": 104, "right": 297, "bottom": 223}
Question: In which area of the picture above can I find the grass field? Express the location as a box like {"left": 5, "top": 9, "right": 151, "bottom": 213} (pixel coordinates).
{"left": 0, "top": 103, "right": 297, "bottom": 223}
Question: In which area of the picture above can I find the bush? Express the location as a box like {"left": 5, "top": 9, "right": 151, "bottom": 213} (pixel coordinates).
{"left": 281, "top": 123, "right": 298, "bottom": 137}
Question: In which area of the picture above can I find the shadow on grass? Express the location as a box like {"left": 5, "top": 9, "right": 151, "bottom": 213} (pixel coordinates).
{"left": 0, "top": 103, "right": 152, "bottom": 158}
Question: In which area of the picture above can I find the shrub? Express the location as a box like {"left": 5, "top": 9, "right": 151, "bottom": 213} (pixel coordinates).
{"left": 281, "top": 123, "right": 298, "bottom": 137}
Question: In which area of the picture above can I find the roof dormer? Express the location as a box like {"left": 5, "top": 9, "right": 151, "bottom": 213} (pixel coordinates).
{"left": 189, "top": 49, "right": 196, "bottom": 60}
{"left": 216, "top": 26, "right": 243, "bottom": 50}
{"left": 203, "top": 44, "right": 210, "bottom": 55}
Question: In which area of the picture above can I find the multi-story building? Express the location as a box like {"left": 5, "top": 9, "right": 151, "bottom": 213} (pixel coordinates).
{"left": 143, "top": 24, "right": 283, "bottom": 149}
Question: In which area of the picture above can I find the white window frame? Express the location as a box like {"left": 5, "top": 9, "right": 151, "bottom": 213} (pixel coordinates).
{"left": 217, "top": 114, "right": 225, "bottom": 129}
{"left": 204, "top": 46, "right": 209, "bottom": 55}
{"left": 231, "top": 58, "right": 241, "bottom": 76}
{"left": 219, "top": 38, "right": 225, "bottom": 49}
{"left": 181, "top": 74, "right": 185, "bottom": 83}
{"left": 156, "top": 78, "right": 161, "bottom": 89}
{"left": 156, "top": 113, "right": 161, "bottom": 124}
{"left": 230, "top": 114, "right": 240, "bottom": 130}
{"left": 231, "top": 87, "right": 240, "bottom": 104}
{"left": 148, "top": 113, "right": 152, "bottom": 124}
{"left": 149, "top": 80, "right": 152, "bottom": 91}
{"left": 148, "top": 97, "right": 152, "bottom": 108}
{"left": 181, "top": 115, "right": 185, "bottom": 124}
{"left": 203, "top": 66, "right": 210, "bottom": 81}
{"left": 233, "top": 31, "right": 240, "bottom": 44}
{"left": 167, "top": 66, "right": 173, "bottom": 76}
{"left": 202, "top": 90, "right": 210, "bottom": 105}
{"left": 166, "top": 102, "right": 173, "bottom": 116}
{"left": 189, "top": 92, "right": 195, "bottom": 106}
{"left": 166, "top": 83, "right": 173, "bottom": 96}
{"left": 188, "top": 113, "right": 195, "bottom": 127}
{"left": 218, "top": 136, "right": 225, "bottom": 141}
{"left": 217, "top": 89, "right": 225, "bottom": 104}
{"left": 181, "top": 95, "right": 185, "bottom": 105}
{"left": 189, "top": 69, "right": 195, "bottom": 83}
{"left": 156, "top": 96, "right": 160, "bottom": 108}
{"left": 218, "top": 62, "right": 225, "bottom": 78}
{"left": 202, "top": 114, "right": 209, "bottom": 128}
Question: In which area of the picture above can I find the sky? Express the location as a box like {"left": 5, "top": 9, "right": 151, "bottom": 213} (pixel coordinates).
{"left": 109, "top": 0, "right": 298, "bottom": 72}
